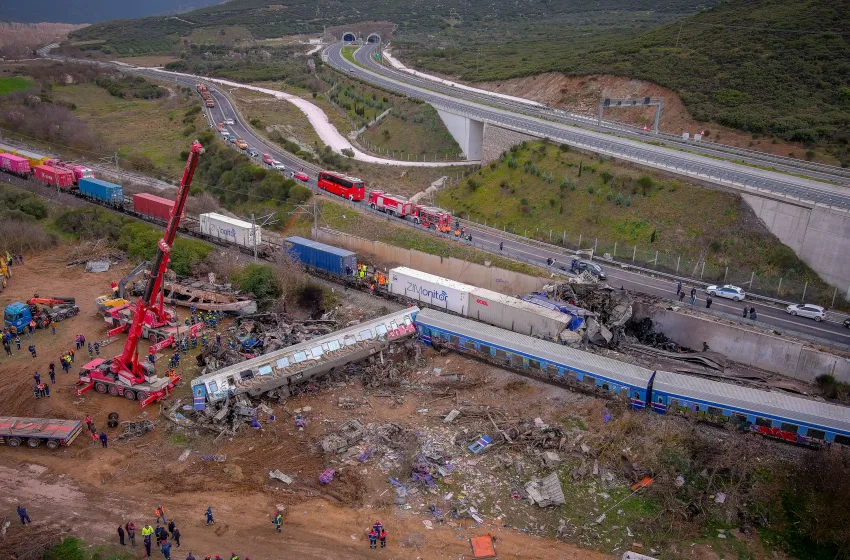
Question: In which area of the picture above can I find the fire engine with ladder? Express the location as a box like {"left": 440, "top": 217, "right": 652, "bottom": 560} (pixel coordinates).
{"left": 76, "top": 141, "right": 204, "bottom": 408}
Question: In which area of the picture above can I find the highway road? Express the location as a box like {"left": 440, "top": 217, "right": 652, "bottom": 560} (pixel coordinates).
{"left": 36, "top": 46, "right": 850, "bottom": 346}
{"left": 364, "top": 45, "right": 850, "bottom": 185}
{"left": 326, "top": 43, "right": 850, "bottom": 211}
{"left": 131, "top": 65, "right": 850, "bottom": 347}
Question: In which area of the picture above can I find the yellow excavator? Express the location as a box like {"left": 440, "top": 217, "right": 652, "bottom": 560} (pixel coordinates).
{"left": 94, "top": 261, "right": 149, "bottom": 315}
{"left": 0, "top": 259, "right": 9, "bottom": 292}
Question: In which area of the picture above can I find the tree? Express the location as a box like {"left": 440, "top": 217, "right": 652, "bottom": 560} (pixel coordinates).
{"left": 600, "top": 171, "right": 614, "bottom": 185}
{"left": 638, "top": 175, "right": 654, "bottom": 196}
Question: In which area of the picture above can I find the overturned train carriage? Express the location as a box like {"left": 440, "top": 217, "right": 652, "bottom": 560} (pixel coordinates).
{"left": 191, "top": 307, "right": 419, "bottom": 408}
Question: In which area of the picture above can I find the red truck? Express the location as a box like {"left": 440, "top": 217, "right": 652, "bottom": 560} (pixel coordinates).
{"left": 412, "top": 205, "right": 452, "bottom": 230}
{"left": 368, "top": 191, "right": 413, "bottom": 217}
{"left": 33, "top": 164, "right": 75, "bottom": 189}
{"left": 0, "top": 153, "right": 31, "bottom": 178}
{"left": 133, "top": 193, "right": 184, "bottom": 222}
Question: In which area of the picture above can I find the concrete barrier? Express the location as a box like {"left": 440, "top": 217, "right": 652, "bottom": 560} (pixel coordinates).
{"left": 633, "top": 302, "right": 850, "bottom": 383}
{"left": 316, "top": 229, "right": 549, "bottom": 296}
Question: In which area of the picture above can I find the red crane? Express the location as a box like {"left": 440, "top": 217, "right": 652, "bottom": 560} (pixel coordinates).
{"left": 76, "top": 141, "right": 204, "bottom": 408}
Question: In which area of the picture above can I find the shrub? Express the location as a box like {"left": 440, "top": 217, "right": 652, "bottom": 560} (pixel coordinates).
{"left": 637, "top": 175, "right": 654, "bottom": 196}
{"left": 600, "top": 171, "right": 614, "bottom": 185}
{"left": 650, "top": 229, "right": 657, "bottom": 243}
{"left": 235, "top": 263, "right": 282, "bottom": 302}
{"left": 467, "top": 177, "right": 480, "bottom": 191}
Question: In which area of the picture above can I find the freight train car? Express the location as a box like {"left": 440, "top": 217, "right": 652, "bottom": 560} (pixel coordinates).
{"left": 133, "top": 192, "right": 183, "bottom": 222}
{"left": 0, "top": 153, "right": 31, "bottom": 178}
{"left": 388, "top": 267, "right": 475, "bottom": 315}
{"left": 33, "top": 164, "right": 75, "bottom": 189}
{"left": 284, "top": 236, "right": 357, "bottom": 276}
{"left": 467, "top": 287, "right": 570, "bottom": 339}
{"left": 78, "top": 177, "right": 124, "bottom": 205}
{"left": 199, "top": 213, "right": 261, "bottom": 248}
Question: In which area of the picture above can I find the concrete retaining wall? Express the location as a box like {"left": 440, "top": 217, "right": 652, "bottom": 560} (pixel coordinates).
{"left": 316, "top": 229, "right": 548, "bottom": 295}
{"left": 633, "top": 302, "right": 850, "bottom": 383}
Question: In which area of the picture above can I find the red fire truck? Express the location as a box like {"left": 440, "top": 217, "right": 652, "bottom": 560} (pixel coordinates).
{"left": 317, "top": 170, "right": 366, "bottom": 201}
{"left": 412, "top": 205, "right": 452, "bottom": 230}
{"left": 368, "top": 190, "right": 413, "bottom": 217}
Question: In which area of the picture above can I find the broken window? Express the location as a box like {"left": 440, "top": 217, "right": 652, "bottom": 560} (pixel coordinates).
{"left": 529, "top": 359, "right": 541, "bottom": 370}
{"left": 547, "top": 364, "right": 559, "bottom": 375}
{"left": 276, "top": 357, "right": 290, "bottom": 368}
{"left": 511, "top": 353, "right": 524, "bottom": 367}
{"left": 479, "top": 344, "right": 491, "bottom": 355}
{"left": 344, "top": 335, "right": 356, "bottom": 346}
{"left": 731, "top": 413, "right": 748, "bottom": 424}
{"left": 755, "top": 417, "right": 771, "bottom": 427}
{"left": 807, "top": 428, "right": 826, "bottom": 440}
{"left": 208, "top": 381, "right": 218, "bottom": 393}
{"left": 707, "top": 406, "right": 723, "bottom": 417}
{"left": 403, "top": 316, "right": 412, "bottom": 326}
{"left": 240, "top": 370, "right": 254, "bottom": 380}
{"left": 450, "top": 335, "right": 460, "bottom": 345}
{"left": 669, "top": 398, "right": 679, "bottom": 408}
{"left": 375, "top": 324, "right": 388, "bottom": 337}
{"left": 389, "top": 321, "right": 398, "bottom": 331}
{"left": 601, "top": 382, "right": 610, "bottom": 391}
{"left": 258, "top": 365, "right": 272, "bottom": 376}
{"left": 582, "top": 375, "right": 595, "bottom": 386}
{"left": 464, "top": 339, "right": 476, "bottom": 350}
{"left": 495, "top": 349, "right": 507, "bottom": 359}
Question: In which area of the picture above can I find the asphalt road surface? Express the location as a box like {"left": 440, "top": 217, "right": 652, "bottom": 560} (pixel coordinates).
{"left": 40, "top": 51, "right": 850, "bottom": 347}
{"left": 326, "top": 43, "right": 850, "bottom": 211}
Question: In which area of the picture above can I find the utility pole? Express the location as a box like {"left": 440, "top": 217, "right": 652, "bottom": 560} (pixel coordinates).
{"left": 249, "top": 212, "right": 277, "bottom": 262}
{"left": 289, "top": 200, "right": 319, "bottom": 241}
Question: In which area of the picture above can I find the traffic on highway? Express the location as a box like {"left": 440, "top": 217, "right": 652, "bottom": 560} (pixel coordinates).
{"left": 37, "top": 45, "right": 850, "bottom": 347}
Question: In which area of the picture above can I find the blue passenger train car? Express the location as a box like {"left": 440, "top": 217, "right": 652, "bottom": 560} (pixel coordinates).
{"left": 414, "top": 308, "right": 653, "bottom": 409}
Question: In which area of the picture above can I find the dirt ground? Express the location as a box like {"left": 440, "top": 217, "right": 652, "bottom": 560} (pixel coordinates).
{"left": 473, "top": 73, "right": 831, "bottom": 163}
{"left": 0, "top": 248, "right": 612, "bottom": 559}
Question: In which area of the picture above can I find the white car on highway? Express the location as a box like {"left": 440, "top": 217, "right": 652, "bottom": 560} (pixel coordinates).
{"left": 271, "top": 161, "right": 286, "bottom": 171}
{"left": 705, "top": 284, "right": 745, "bottom": 301}
{"left": 224, "top": 118, "right": 235, "bottom": 125}
{"left": 785, "top": 303, "right": 826, "bottom": 322}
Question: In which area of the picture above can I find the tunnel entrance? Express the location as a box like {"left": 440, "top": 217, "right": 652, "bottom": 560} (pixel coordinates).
{"left": 367, "top": 34, "right": 381, "bottom": 44}
{"left": 342, "top": 32, "right": 356, "bottom": 42}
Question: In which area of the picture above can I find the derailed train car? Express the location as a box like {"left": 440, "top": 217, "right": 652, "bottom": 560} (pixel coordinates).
{"left": 190, "top": 307, "right": 418, "bottom": 408}
{"left": 414, "top": 308, "right": 850, "bottom": 446}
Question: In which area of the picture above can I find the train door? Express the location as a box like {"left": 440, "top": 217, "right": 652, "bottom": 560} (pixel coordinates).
{"left": 193, "top": 384, "right": 207, "bottom": 411}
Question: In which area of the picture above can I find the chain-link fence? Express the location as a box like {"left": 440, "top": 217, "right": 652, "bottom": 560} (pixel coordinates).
{"left": 453, "top": 219, "right": 850, "bottom": 311}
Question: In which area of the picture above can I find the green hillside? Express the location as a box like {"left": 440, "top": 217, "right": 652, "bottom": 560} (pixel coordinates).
{"left": 66, "top": 0, "right": 714, "bottom": 56}
{"left": 399, "top": 0, "right": 850, "bottom": 157}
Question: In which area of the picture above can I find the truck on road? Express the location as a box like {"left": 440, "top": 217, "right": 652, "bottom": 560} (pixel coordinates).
{"left": 368, "top": 191, "right": 413, "bottom": 217}
{"left": 0, "top": 417, "right": 83, "bottom": 449}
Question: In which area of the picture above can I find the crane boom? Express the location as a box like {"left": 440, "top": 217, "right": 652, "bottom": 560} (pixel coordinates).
{"left": 113, "top": 141, "right": 204, "bottom": 378}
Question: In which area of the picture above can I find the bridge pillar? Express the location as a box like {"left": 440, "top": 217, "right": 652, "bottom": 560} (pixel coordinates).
{"left": 436, "top": 109, "right": 484, "bottom": 161}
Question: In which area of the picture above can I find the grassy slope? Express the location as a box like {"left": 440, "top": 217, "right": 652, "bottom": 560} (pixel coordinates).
{"left": 437, "top": 141, "right": 830, "bottom": 291}
{"left": 401, "top": 0, "right": 850, "bottom": 157}
{"left": 0, "top": 77, "right": 35, "bottom": 95}
{"left": 51, "top": 83, "right": 204, "bottom": 177}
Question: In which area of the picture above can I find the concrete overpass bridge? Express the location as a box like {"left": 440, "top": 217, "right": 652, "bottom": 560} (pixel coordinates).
{"left": 326, "top": 42, "right": 850, "bottom": 293}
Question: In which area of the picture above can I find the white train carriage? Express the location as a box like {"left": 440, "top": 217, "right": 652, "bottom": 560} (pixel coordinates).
{"left": 191, "top": 307, "right": 418, "bottom": 408}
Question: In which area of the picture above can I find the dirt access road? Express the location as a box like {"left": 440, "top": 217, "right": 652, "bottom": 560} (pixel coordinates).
{"left": 0, "top": 249, "right": 608, "bottom": 559}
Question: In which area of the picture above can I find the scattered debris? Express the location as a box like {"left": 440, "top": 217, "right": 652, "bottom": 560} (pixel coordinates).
{"left": 268, "top": 470, "right": 294, "bottom": 484}
{"left": 443, "top": 409, "right": 461, "bottom": 423}
{"left": 319, "top": 468, "right": 336, "bottom": 484}
{"left": 85, "top": 260, "right": 110, "bottom": 273}
{"left": 525, "top": 472, "right": 566, "bottom": 507}
{"left": 117, "top": 420, "right": 154, "bottom": 439}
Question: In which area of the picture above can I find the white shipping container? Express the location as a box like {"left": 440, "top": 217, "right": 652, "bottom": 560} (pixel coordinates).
{"left": 388, "top": 267, "right": 475, "bottom": 315}
{"left": 199, "top": 212, "right": 261, "bottom": 247}
{"left": 469, "top": 287, "right": 570, "bottom": 338}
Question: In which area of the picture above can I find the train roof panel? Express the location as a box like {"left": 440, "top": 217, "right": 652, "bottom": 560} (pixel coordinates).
{"left": 653, "top": 371, "right": 850, "bottom": 433}
{"left": 192, "top": 306, "right": 420, "bottom": 389}
{"left": 469, "top": 287, "right": 570, "bottom": 323}
{"left": 284, "top": 236, "right": 356, "bottom": 257}
{"left": 415, "top": 308, "right": 654, "bottom": 389}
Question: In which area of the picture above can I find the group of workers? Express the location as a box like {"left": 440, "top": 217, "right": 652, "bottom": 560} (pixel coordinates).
{"left": 5, "top": 251, "right": 24, "bottom": 266}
